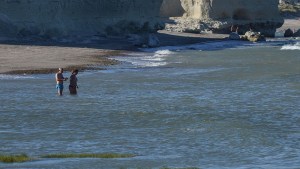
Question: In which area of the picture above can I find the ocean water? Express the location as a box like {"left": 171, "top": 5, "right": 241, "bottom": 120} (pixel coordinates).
{"left": 0, "top": 38, "right": 299, "bottom": 169}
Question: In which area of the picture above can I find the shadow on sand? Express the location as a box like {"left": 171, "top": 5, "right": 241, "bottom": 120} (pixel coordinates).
{"left": 0, "top": 31, "right": 227, "bottom": 51}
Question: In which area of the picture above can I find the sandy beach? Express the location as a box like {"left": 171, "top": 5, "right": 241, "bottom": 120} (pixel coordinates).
{"left": 0, "top": 32, "right": 227, "bottom": 74}
{"left": 0, "top": 18, "right": 299, "bottom": 74}
{"left": 0, "top": 45, "right": 122, "bottom": 74}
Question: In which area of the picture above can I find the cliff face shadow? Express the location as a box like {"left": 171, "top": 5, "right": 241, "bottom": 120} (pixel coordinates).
{"left": 157, "top": 31, "right": 228, "bottom": 47}
{"left": 0, "top": 31, "right": 229, "bottom": 74}
{"left": 0, "top": 36, "right": 138, "bottom": 51}
{"left": 0, "top": 31, "right": 228, "bottom": 52}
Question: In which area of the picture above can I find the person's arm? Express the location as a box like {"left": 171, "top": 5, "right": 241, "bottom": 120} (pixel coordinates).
{"left": 56, "top": 73, "right": 68, "bottom": 82}
{"left": 63, "top": 76, "right": 68, "bottom": 81}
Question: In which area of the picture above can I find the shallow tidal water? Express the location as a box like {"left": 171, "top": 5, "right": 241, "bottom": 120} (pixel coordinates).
{"left": 0, "top": 39, "right": 300, "bottom": 169}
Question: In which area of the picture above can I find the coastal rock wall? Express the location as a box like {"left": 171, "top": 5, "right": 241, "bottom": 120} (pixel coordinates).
{"left": 201, "top": 0, "right": 281, "bottom": 20}
{"left": 179, "top": 0, "right": 284, "bottom": 36}
{"left": 0, "top": 0, "right": 163, "bottom": 38}
{"left": 0, "top": 0, "right": 284, "bottom": 38}
{"left": 180, "top": 0, "right": 281, "bottom": 20}
{"left": 280, "top": 0, "right": 300, "bottom": 4}
{"left": 160, "top": 0, "right": 184, "bottom": 17}
{"left": 180, "top": 0, "right": 204, "bottom": 18}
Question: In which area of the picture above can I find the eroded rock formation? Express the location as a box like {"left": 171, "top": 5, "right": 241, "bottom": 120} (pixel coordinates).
{"left": 0, "top": 0, "right": 284, "bottom": 39}
{"left": 280, "top": 0, "right": 300, "bottom": 4}
{"left": 173, "top": 0, "right": 284, "bottom": 37}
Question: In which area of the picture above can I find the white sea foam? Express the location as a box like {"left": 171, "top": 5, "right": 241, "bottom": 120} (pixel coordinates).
{"left": 141, "top": 40, "right": 253, "bottom": 52}
{"left": 121, "top": 40, "right": 266, "bottom": 68}
{"left": 132, "top": 60, "right": 168, "bottom": 67}
{"left": 154, "top": 49, "right": 174, "bottom": 55}
{"left": 112, "top": 39, "right": 297, "bottom": 69}
{"left": 113, "top": 49, "right": 174, "bottom": 68}
{"left": 113, "top": 41, "right": 263, "bottom": 68}
{"left": 0, "top": 74, "right": 36, "bottom": 80}
{"left": 281, "top": 42, "right": 300, "bottom": 50}
{"left": 170, "top": 68, "right": 227, "bottom": 76}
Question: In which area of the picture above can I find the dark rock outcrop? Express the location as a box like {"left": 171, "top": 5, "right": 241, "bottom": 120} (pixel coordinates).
{"left": 284, "top": 28, "right": 294, "bottom": 37}
{"left": 229, "top": 32, "right": 240, "bottom": 40}
{"left": 293, "top": 29, "right": 300, "bottom": 37}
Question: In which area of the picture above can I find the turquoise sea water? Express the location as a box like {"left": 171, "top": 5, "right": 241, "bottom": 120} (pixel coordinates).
{"left": 0, "top": 39, "right": 299, "bottom": 169}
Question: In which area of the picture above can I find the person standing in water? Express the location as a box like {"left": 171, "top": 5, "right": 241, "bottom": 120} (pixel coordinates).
{"left": 69, "top": 69, "right": 79, "bottom": 95}
{"left": 55, "top": 68, "right": 68, "bottom": 96}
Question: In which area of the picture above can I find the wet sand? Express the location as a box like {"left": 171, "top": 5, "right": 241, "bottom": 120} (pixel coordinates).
{"left": 0, "top": 32, "right": 227, "bottom": 74}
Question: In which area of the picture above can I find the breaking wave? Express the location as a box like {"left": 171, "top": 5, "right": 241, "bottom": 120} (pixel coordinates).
{"left": 0, "top": 74, "right": 37, "bottom": 80}
{"left": 281, "top": 42, "right": 300, "bottom": 50}
{"left": 113, "top": 49, "right": 174, "bottom": 68}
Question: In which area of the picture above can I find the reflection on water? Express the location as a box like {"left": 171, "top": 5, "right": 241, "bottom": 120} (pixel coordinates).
{"left": 0, "top": 40, "right": 300, "bottom": 169}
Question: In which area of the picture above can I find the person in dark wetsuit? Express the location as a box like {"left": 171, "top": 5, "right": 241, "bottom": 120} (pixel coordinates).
{"left": 69, "top": 69, "right": 79, "bottom": 95}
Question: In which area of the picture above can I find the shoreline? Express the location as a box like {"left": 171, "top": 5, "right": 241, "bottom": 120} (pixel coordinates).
{"left": 0, "top": 32, "right": 228, "bottom": 75}
{"left": 1, "top": 18, "right": 299, "bottom": 75}
{"left": 0, "top": 44, "right": 128, "bottom": 75}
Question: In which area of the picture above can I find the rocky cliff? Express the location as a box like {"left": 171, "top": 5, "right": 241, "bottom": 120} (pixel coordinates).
{"left": 0, "top": 0, "right": 163, "bottom": 38}
{"left": 280, "top": 0, "right": 300, "bottom": 4}
{"left": 176, "top": 0, "right": 284, "bottom": 36}
{"left": 0, "top": 0, "right": 284, "bottom": 39}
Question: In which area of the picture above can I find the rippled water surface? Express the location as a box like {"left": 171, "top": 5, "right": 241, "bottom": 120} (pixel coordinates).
{"left": 0, "top": 40, "right": 300, "bottom": 169}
